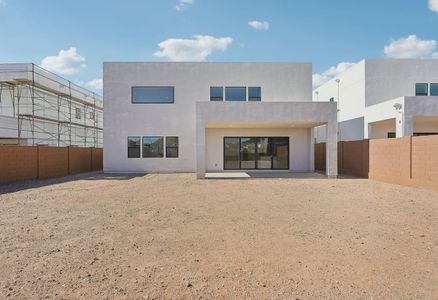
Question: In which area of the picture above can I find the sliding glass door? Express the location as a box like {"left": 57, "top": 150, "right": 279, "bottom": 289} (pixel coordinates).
{"left": 224, "top": 137, "right": 289, "bottom": 170}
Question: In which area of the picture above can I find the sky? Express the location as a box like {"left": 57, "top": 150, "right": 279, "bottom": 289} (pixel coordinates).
{"left": 1, "top": 0, "right": 438, "bottom": 94}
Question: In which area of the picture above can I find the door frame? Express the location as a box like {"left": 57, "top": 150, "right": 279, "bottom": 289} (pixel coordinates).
{"left": 223, "top": 136, "right": 290, "bottom": 170}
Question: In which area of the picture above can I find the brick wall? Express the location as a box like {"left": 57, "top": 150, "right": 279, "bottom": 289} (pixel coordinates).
{"left": 69, "top": 147, "right": 92, "bottom": 175}
{"left": 91, "top": 148, "right": 103, "bottom": 171}
{"left": 0, "top": 145, "right": 38, "bottom": 185}
{"left": 0, "top": 146, "right": 103, "bottom": 185}
{"left": 314, "top": 143, "right": 326, "bottom": 171}
{"left": 368, "top": 137, "right": 412, "bottom": 185}
{"left": 411, "top": 135, "right": 438, "bottom": 189}
{"left": 38, "top": 146, "right": 69, "bottom": 179}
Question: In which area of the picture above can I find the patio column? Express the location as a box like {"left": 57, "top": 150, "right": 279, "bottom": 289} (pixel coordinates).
{"left": 326, "top": 120, "right": 338, "bottom": 178}
{"left": 196, "top": 119, "right": 206, "bottom": 179}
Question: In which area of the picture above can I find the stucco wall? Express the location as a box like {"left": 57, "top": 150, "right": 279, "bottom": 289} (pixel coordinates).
{"left": 103, "top": 62, "right": 313, "bottom": 173}
{"left": 205, "top": 128, "right": 311, "bottom": 171}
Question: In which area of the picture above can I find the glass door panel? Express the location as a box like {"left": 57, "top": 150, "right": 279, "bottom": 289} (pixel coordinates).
{"left": 272, "top": 137, "right": 289, "bottom": 169}
{"left": 240, "top": 137, "right": 256, "bottom": 169}
{"left": 224, "top": 137, "right": 240, "bottom": 169}
{"left": 256, "top": 137, "right": 272, "bottom": 169}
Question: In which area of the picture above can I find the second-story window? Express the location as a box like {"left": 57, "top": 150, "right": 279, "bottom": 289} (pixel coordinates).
{"left": 248, "top": 87, "right": 261, "bottom": 101}
{"left": 225, "top": 87, "right": 246, "bottom": 101}
{"left": 75, "top": 107, "right": 81, "bottom": 119}
{"left": 430, "top": 83, "right": 438, "bottom": 96}
{"left": 132, "top": 87, "right": 174, "bottom": 104}
{"left": 415, "top": 83, "right": 428, "bottom": 96}
{"left": 210, "top": 87, "right": 223, "bottom": 101}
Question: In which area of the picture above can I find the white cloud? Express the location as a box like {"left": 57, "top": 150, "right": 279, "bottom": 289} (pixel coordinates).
{"left": 154, "top": 35, "right": 233, "bottom": 61}
{"left": 85, "top": 79, "right": 103, "bottom": 91}
{"left": 312, "top": 62, "right": 355, "bottom": 89}
{"left": 429, "top": 0, "right": 438, "bottom": 13}
{"left": 383, "top": 35, "right": 438, "bottom": 59}
{"left": 40, "top": 47, "right": 86, "bottom": 75}
{"left": 248, "top": 20, "right": 270, "bottom": 31}
{"left": 175, "top": 0, "right": 194, "bottom": 11}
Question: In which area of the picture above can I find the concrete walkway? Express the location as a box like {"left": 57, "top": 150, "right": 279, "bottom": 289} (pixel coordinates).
{"left": 205, "top": 172, "right": 326, "bottom": 179}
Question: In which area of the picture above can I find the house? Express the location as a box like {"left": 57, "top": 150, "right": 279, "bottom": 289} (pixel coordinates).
{"left": 313, "top": 59, "right": 438, "bottom": 142}
{"left": 103, "top": 62, "right": 338, "bottom": 178}
{"left": 0, "top": 63, "right": 103, "bottom": 147}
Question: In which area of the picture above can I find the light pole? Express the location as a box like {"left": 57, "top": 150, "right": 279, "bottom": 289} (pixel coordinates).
{"left": 314, "top": 91, "right": 319, "bottom": 101}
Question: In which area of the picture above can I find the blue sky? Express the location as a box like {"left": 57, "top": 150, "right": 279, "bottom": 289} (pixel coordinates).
{"left": 1, "top": 0, "right": 438, "bottom": 93}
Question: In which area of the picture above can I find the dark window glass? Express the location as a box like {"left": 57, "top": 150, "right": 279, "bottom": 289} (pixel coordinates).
{"left": 430, "top": 83, "right": 438, "bottom": 96}
{"left": 132, "top": 87, "right": 174, "bottom": 103}
{"left": 415, "top": 83, "right": 428, "bottom": 96}
{"left": 248, "top": 87, "right": 261, "bottom": 101}
{"left": 224, "top": 137, "right": 240, "bottom": 169}
{"left": 210, "top": 87, "right": 223, "bottom": 101}
{"left": 128, "top": 136, "right": 140, "bottom": 158}
{"left": 142, "top": 136, "right": 164, "bottom": 157}
{"left": 387, "top": 132, "right": 396, "bottom": 138}
{"left": 271, "top": 137, "right": 289, "bottom": 169}
{"left": 166, "top": 136, "right": 179, "bottom": 158}
{"left": 75, "top": 107, "right": 81, "bottom": 119}
{"left": 240, "top": 137, "right": 256, "bottom": 169}
{"left": 225, "top": 87, "right": 246, "bottom": 101}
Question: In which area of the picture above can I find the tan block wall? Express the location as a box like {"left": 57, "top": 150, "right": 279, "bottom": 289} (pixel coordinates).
{"left": 0, "top": 146, "right": 103, "bottom": 185}
{"left": 0, "top": 145, "right": 38, "bottom": 184}
{"left": 91, "top": 148, "right": 103, "bottom": 171}
{"left": 314, "top": 143, "right": 326, "bottom": 171}
{"left": 411, "top": 135, "right": 438, "bottom": 188}
{"left": 68, "top": 147, "right": 92, "bottom": 175}
{"left": 369, "top": 137, "right": 412, "bottom": 185}
{"left": 38, "top": 146, "right": 69, "bottom": 179}
{"left": 340, "top": 140, "right": 369, "bottom": 178}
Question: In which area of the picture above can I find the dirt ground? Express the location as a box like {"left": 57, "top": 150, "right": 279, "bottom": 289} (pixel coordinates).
{"left": 1, "top": 173, "right": 438, "bottom": 299}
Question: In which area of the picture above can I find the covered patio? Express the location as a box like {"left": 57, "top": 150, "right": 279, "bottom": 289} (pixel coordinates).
{"left": 196, "top": 102, "right": 338, "bottom": 179}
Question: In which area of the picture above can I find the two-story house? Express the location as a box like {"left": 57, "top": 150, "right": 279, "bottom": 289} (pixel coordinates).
{"left": 103, "top": 62, "right": 338, "bottom": 178}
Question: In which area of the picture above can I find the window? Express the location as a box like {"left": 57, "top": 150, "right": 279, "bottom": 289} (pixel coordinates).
{"left": 415, "top": 83, "right": 428, "bottom": 96}
{"left": 430, "top": 83, "right": 438, "bottom": 96}
{"left": 248, "top": 87, "right": 261, "bottom": 101}
{"left": 75, "top": 107, "right": 81, "bottom": 119}
{"left": 89, "top": 111, "right": 95, "bottom": 120}
{"left": 166, "top": 136, "right": 179, "bottom": 158}
{"left": 128, "top": 136, "right": 141, "bottom": 158}
{"left": 132, "top": 87, "right": 174, "bottom": 104}
{"left": 210, "top": 87, "right": 223, "bottom": 101}
{"left": 225, "top": 87, "right": 246, "bottom": 101}
{"left": 142, "top": 136, "right": 164, "bottom": 157}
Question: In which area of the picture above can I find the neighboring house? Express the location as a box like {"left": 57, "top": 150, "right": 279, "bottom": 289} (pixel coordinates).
{"left": 103, "top": 62, "right": 338, "bottom": 178}
{"left": 0, "top": 63, "right": 103, "bottom": 147}
{"left": 314, "top": 59, "right": 438, "bottom": 142}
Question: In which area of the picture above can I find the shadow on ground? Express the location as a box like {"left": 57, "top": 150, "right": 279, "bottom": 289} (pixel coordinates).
{"left": 0, "top": 172, "right": 146, "bottom": 195}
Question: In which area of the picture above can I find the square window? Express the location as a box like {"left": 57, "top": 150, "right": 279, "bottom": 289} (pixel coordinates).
{"left": 210, "top": 87, "right": 223, "bottom": 101}
{"left": 142, "top": 136, "right": 164, "bottom": 158}
{"left": 128, "top": 136, "right": 141, "bottom": 158}
{"left": 166, "top": 136, "right": 179, "bottom": 158}
{"left": 415, "top": 83, "right": 428, "bottom": 96}
{"left": 248, "top": 87, "right": 261, "bottom": 101}
{"left": 225, "top": 87, "right": 246, "bottom": 101}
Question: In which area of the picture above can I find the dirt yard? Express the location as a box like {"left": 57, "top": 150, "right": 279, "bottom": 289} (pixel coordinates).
{"left": 1, "top": 173, "right": 437, "bottom": 299}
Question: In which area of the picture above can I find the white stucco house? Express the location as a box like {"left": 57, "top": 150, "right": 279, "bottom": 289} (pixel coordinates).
{"left": 103, "top": 62, "right": 338, "bottom": 178}
{"left": 314, "top": 59, "right": 438, "bottom": 142}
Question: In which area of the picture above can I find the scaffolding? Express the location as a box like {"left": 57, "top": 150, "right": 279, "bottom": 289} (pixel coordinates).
{"left": 0, "top": 63, "right": 103, "bottom": 147}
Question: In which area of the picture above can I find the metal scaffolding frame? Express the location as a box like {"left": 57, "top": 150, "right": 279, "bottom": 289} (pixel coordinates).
{"left": 0, "top": 63, "right": 103, "bottom": 147}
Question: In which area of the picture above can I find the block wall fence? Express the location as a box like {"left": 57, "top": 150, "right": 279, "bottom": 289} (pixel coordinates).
{"left": 0, "top": 146, "right": 103, "bottom": 185}
{"left": 315, "top": 135, "right": 438, "bottom": 189}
